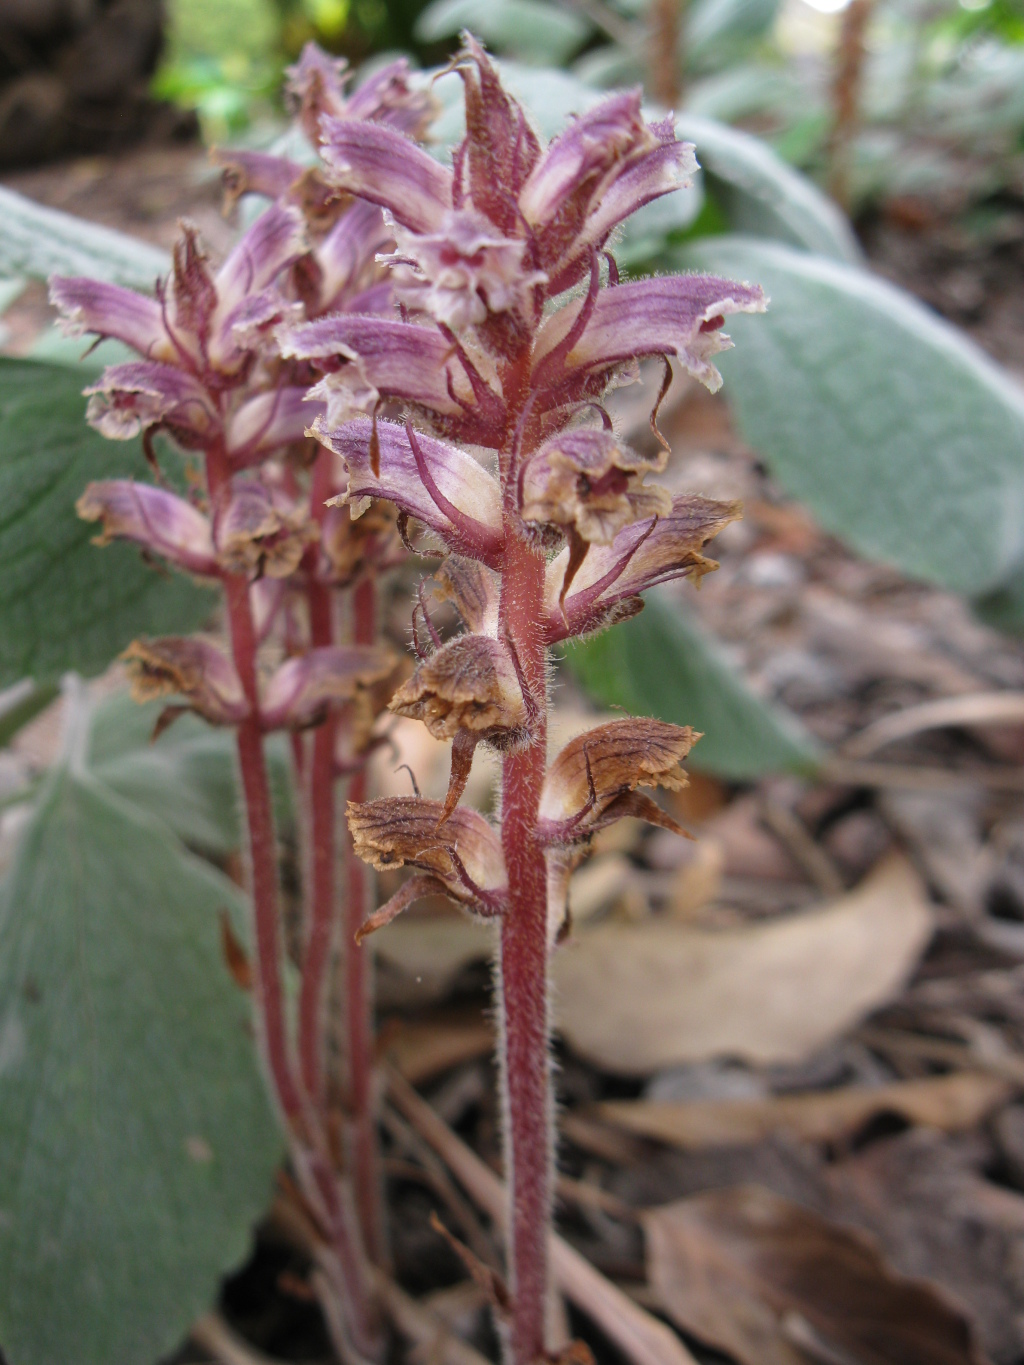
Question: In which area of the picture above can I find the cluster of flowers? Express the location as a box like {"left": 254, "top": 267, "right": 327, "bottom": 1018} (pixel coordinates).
{"left": 51, "top": 45, "right": 438, "bottom": 1360}
{"left": 54, "top": 34, "right": 763, "bottom": 1365}
{"left": 279, "top": 37, "right": 762, "bottom": 1365}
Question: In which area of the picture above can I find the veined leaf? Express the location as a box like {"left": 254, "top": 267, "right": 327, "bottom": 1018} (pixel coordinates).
{"left": 680, "top": 236, "right": 1024, "bottom": 596}
{"left": 0, "top": 188, "right": 169, "bottom": 289}
{"left": 0, "top": 734, "right": 281, "bottom": 1365}
{"left": 675, "top": 113, "right": 862, "bottom": 262}
{"left": 87, "top": 692, "right": 295, "bottom": 854}
{"left": 0, "top": 358, "right": 214, "bottom": 687}
{"left": 563, "top": 593, "right": 819, "bottom": 780}
{"left": 415, "top": 0, "right": 591, "bottom": 64}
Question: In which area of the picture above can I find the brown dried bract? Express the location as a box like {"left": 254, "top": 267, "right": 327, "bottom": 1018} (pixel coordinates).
{"left": 389, "top": 632, "right": 528, "bottom": 741}
{"left": 539, "top": 717, "right": 699, "bottom": 839}
{"left": 121, "top": 636, "right": 249, "bottom": 726}
{"left": 432, "top": 556, "right": 500, "bottom": 634}
{"left": 320, "top": 498, "right": 404, "bottom": 585}
{"left": 347, "top": 795, "right": 507, "bottom": 911}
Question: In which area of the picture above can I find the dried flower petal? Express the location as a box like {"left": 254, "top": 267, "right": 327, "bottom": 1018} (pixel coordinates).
{"left": 214, "top": 479, "right": 319, "bottom": 579}
{"left": 76, "top": 480, "right": 216, "bottom": 576}
{"left": 260, "top": 644, "right": 396, "bottom": 729}
{"left": 122, "top": 636, "right": 249, "bottom": 726}
{"left": 539, "top": 718, "right": 698, "bottom": 841}
{"left": 389, "top": 633, "right": 528, "bottom": 742}
{"left": 347, "top": 795, "right": 507, "bottom": 912}
{"left": 521, "top": 429, "right": 671, "bottom": 546}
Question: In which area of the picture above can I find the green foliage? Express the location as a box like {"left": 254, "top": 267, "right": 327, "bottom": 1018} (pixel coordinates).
{"left": 415, "top": 0, "right": 591, "bottom": 64}
{"left": 0, "top": 692, "right": 281, "bottom": 1365}
{"left": 565, "top": 594, "right": 819, "bottom": 780}
{"left": 0, "top": 360, "right": 215, "bottom": 688}
{"left": 0, "top": 189, "right": 169, "bottom": 290}
{"left": 87, "top": 693, "right": 295, "bottom": 854}
{"left": 678, "top": 236, "right": 1024, "bottom": 597}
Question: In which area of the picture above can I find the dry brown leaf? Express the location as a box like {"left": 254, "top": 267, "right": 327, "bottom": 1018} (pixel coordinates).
{"left": 552, "top": 854, "right": 932, "bottom": 1074}
{"left": 643, "top": 1185, "right": 987, "bottom": 1365}
{"left": 596, "top": 1072, "right": 1009, "bottom": 1150}
{"left": 383, "top": 1014, "right": 494, "bottom": 1085}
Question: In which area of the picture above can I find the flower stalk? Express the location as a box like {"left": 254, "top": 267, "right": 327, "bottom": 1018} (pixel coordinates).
{"left": 55, "top": 42, "right": 434, "bottom": 1363}
{"left": 293, "top": 36, "right": 764, "bottom": 1363}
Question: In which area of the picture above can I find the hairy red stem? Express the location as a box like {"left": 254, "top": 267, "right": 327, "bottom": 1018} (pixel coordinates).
{"left": 299, "top": 455, "right": 339, "bottom": 1105}
{"left": 205, "top": 442, "right": 303, "bottom": 1124}
{"left": 498, "top": 527, "right": 551, "bottom": 1365}
{"left": 345, "top": 573, "right": 386, "bottom": 1261}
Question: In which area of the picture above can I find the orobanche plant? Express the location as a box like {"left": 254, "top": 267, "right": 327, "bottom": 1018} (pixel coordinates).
{"left": 282, "top": 35, "right": 763, "bottom": 1364}
{"left": 48, "top": 45, "right": 436, "bottom": 1362}
{"left": 9, "top": 32, "right": 764, "bottom": 1365}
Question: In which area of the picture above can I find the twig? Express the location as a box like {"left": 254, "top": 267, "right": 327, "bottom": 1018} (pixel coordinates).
{"left": 842, "top": 691, "right": 1024, "bottom": 760}
{"left": 821, "top": 757, "right": 1024, "bottom": 793}
{"left": 828, "top": 0, "right": 874, "bottom": 209}
{"left": 858, "top": 1026, "right": 1024, "bottom": 1086}
{"left": 759, "top": 796, "right": 845, "bottom": 896}
{"left": 382, "top": 1104, "right": 499, "bottom": 1268}
{"left": 385, "top": 1066, "right": 700, "bottom": 1365}
{"left": 374, "top": 1270, "right": 493, "bottom": 1365}
{"left": 191, "top": 1313, "right": 285, "bottom": 1365}
{"left": 649, "top": 0, "right": 683, "bottom": 109}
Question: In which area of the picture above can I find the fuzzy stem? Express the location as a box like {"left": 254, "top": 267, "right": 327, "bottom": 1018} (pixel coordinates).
{"left": 498, "top": 528, "right": 551, "bottom": 1365}
{"left": 205, "top": 441, "right": 303, "bottom": 1125}
{"left": 345, "top": 574, "right": 386, "bottom": 1262}
{"left": 299, "top": 452, "right": 339, "bottom": 1106}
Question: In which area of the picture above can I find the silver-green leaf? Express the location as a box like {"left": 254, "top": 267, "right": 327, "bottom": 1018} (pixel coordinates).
{"left": 680, "top": 235, "right": 1024, "bottom": 596}
{"left": 564, "top": 593, "right": 819, "bottom": 780}
{"left": 0, "top": 754, "right": 281, "bottom": 1365}
{"left": 0, "top": 187, "right": 170, "bottom": 290}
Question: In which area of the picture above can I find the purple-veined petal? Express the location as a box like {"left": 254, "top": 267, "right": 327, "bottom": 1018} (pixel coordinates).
{"left": 281, "top": 314, "right": 473, "bottom": 416}
{"left": 545, "top": 139, "right": 697, "bottom": 294}
{"left": 316, "top": 417, "right": 503, "bottom": 566}
{"left": 214, "top": 201, "right": 307, "bottom": 317}
{"left": 261, "top": 644, "right": 396, "bottom": 729}
{"left": 83, "top": 361, "right": 218, "bottom": 446}
{"left": 319, "top": 118, "right": 453, "bottom": 233}
{"left": 310, "top": 199, "right": 392, "bottom": 312}
{"left": 533, "top": 273, "right": 766, "bottom": 394}
{"left": 519, "top": 89, "right": 653, "bottom": 228}
{"left": 76, "top": 480, "right": 217, "bottom": 576}
{"left": 544, "top": 492, "right": 742, "bottom": 641}
{"left": 227, "top": 386, "right": 322, "bottom": 463}
{"left": 49, "top": 277, "right": 168, "bottom": 360}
